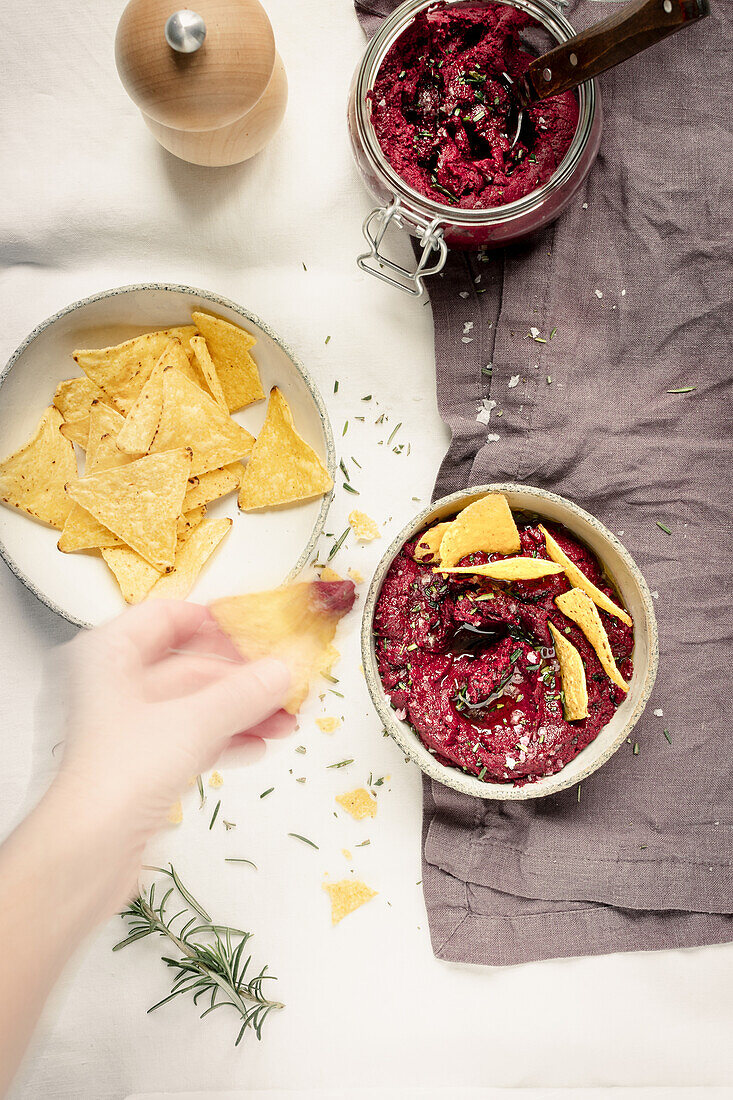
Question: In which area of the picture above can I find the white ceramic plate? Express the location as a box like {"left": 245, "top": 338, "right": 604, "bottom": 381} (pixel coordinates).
{"left": 0, "top": 284, "right": 335, "bottom": 627}
{"left": 362, "top": 484, "right": 659, "bottom": 800}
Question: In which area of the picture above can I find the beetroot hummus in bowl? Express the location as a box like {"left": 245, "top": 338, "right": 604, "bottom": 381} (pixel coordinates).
{"left": 361, "top": 485, "right": 658, "bottom": 800}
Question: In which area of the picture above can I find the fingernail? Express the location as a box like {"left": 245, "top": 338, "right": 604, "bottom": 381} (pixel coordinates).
{"left": 252, "top": 657, "right": 291, "bottom": 695}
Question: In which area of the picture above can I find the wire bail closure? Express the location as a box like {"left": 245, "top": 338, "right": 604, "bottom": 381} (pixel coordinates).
{"left": 357, "top": 200, "right": 448, "bottom": 296}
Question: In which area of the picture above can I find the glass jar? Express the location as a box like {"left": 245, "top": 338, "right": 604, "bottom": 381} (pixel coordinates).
{"left": 348, "top": 0, "right": 603, "bottom": 294}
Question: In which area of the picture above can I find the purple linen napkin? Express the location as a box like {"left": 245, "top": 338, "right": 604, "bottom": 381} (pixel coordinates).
{"left": 355, "top": 0, "right": 733, "bottom": 964}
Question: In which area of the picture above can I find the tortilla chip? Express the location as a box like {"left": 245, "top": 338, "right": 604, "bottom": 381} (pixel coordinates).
{"left": 58, "top": 406, "right": 135, "bottom": 552}
{"left": 59, "top": 420, "right": 91, "bottom": 448}
{"left": 94, "top": 508, "right": 207, "bottom": 599}
{"left": 323, "top": 879, "right": 377, "bottom": 925}
{"left": 115, "top": 360, "right": 165, "bottom": 454}
{"left": 349, "top": 509, "right": 380, "bottom": 541}
{"left": 238, "top": 387, "right": 332, "bottom": 510}
{"left": 183, "top": 463, "right": 243, "bottom": 510}
{"left": 65, "top": 448, "right": 193, "bottom": 569}
{"left": 101, "top": 499, "right": 205, "bottom": 601}
{"left": 555, "top": 588, "right": 628, "bottom": 692}
{"left": 190, "top": 334, "right": 228, "bottom": 410}
{"left": 177, "top": 505, "right": 207, "bottom": 539}
{"left": 72, "top": 327, "right": 197, "bottom": 415}
{"left": 191, "top": 311, "right": 263, "bottom": 412}
{"left": 72, "top": 332, "right": 169, "bottom": 415}
{"left": 102, "top": 545, "right": 162, "bottom": 603}
{"left": 150, "top": 367, "right": 254, "bottom": 477}
{"left": 438, "top": 558, "right": 564, "bottom": 581}
{"left": 53, "top": 377, "right": 111, "bottom": 448}
{"left": 439, "top": 494, "right": 520, "bottom": 568}
{"left": 53, "top": 376, "right": 106, "bottom": 422}
{"left": 414, "top": 521, "right": 452, "bottom": 563}
{"left": 148, "top": 518, "right": 231, "bottom": 600}
{"left": 540, "top": 524, "right": 632, "bottom": 626}
{"left": 0, "top": 406, "right": 77, "bottom": 529}
{"left": 210, "top": 579, "right": 356, "bottom": 714}
{"left": 336, "top": 788, "right": 377, "bottom": 820}
{"left": 548, "top": 622, "right": 589, "bottom": 721}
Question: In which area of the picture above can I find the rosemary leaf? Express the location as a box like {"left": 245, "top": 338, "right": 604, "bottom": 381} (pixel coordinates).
{"left": 288, "top": 832, "right": 319, "bottom": 849}
{"left": 209, "top": 800, "right": 221, "bottom": 830}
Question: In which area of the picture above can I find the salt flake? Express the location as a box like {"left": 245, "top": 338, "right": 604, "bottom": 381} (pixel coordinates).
{"left": 594, "top": 289, "right": 603, "bottom": 299}
{"left": 508, "top": 375, "right": 520, "bottom": 389}
{"left": 653, "top": 708, "right": 663, "bottom": 717}
{"left": 476, "top": 398, "right": 496, "bottom": 425}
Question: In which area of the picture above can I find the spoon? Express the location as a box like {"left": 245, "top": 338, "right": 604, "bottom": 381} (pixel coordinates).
{"left": 504, "top": 0, "right": 709, "bottom": 148}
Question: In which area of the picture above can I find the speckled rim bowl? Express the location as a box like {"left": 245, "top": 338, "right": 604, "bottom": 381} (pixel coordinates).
{"left": 0, "top": 283, "right": 335, "bottom": 628}
{"left": 361, "top": 483, "right": 659, "bottom": 800}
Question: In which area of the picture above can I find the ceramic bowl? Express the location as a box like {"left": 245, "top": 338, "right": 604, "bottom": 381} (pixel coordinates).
{"left": 361, "top": 483, "right": 658, "bottom": 800}
{"left": 0, "top": 283, "right": 334, "bottom": 627}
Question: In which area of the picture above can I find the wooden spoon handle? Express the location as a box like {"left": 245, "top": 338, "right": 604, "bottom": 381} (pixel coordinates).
{"left": 521, "top": 0, "right": 709, "bottom": 103}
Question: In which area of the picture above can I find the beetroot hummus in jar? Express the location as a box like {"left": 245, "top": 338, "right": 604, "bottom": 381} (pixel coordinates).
{"left": 369, "top": 3, "right": 579, "bottom": 209}
{"left": 373, "top": 517, "right": 633, "bottom": 786}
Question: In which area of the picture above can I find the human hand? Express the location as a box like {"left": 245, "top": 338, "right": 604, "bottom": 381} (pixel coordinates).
{"left": 49, "top": 600, "right": 292, "bottom": 905}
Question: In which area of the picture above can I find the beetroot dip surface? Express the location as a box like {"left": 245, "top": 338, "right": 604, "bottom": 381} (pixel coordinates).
{"left": 369, "top": 3, "right": 580, "bottom": 210}
{"left": 373, "top": 519, "right": 633, "bottom": 786}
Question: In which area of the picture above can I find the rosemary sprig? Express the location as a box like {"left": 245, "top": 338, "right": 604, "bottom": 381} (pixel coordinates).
{"left": 114, "top": 865, "right": 282, "bottom": 1045}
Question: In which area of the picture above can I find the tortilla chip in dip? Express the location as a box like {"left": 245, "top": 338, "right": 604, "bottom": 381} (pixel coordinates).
{"left": 548, "top": 622, "right": 589, "bottom": 721}
{"left": 210, "top": 579, "right": 355, "bottom": 713}
{"left": 65, "top": 447, "right": 193, "bottom": 570}
{"left": 540, "top": 525, "right": 631, "bottom": 626}
{"left": 191, "top": 311, "right": 263, "bottom": 412}
{"left": 555, "top": 587, "right": 628, "bottom": 692}
{"left": 439, "top": 557, "right": 564, "bottom": 581}
{"left": 413, "top": 521, "right": 452, "bottom": 563}
{"left": 439, "top": 493, "right": 521, "bottom": 568}
{"left": 0, "top": 406, "right": 78, "bottom": 529}
{"left": 238, "top": 387, "right": 332, "bottom": 510}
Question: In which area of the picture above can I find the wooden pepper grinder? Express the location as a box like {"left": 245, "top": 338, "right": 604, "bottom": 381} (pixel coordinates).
{"left": 115, "top": 0, "right": 287, "bottom": 166}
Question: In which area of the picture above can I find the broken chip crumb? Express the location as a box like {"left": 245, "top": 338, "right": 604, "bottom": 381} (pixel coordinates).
{"left": 342, "top": 848, "right": 353, "bottom": 861}
{"left": 336, "top": 787, "right": 378, "bottom": 820}
{"left": 320, "top": 565, "right": 343, "bottom": 582}
{"left": 316, "top": 716, "right": 341, "bottom": 733}
{"left": 167, "top": 801, "right": 183, "bottom": 825}
{"left": 348, "top": 566, "right": 365, "bottom": 584}
{"left": 349, "top": 509, "right": 381, "bottom": 541}
{"left": 208, "top": 771, "right": 223, "bottom": 788}
{"left": 323, "top": 878, "right": 377, "bottom": 924}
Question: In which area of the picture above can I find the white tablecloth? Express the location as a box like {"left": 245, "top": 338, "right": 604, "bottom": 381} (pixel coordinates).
{"left": 1, "top": 1, "right": 731, "bottom": 1097}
